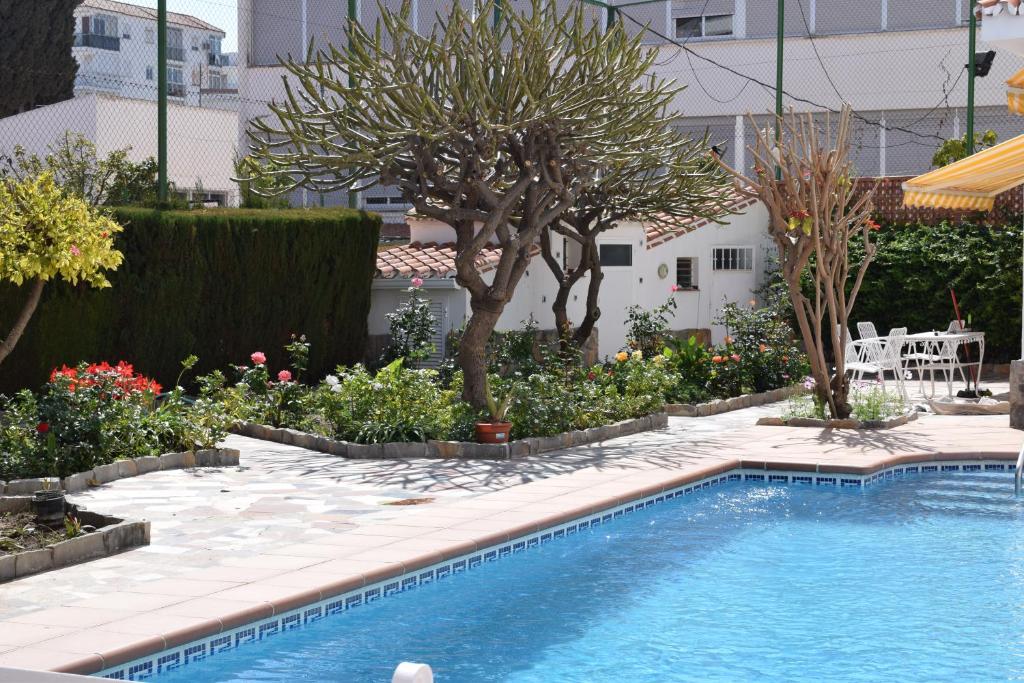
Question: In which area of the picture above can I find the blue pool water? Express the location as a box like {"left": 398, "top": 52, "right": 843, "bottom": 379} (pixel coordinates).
{"left": 157, "top": 473, "right": 1024, "bottom": 682}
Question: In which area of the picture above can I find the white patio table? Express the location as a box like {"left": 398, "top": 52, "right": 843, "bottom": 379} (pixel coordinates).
{"left": 902, "top": 330, "right": 986, "bottom": 397}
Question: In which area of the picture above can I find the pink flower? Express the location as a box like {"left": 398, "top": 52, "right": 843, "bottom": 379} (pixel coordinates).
{"left": 671, "top": 284, "right": 681, "bottom": 292}
{"left": 250, "top": 351, "right": 266, "bottom": 365}
{"left": 730, "top": 353, "right": 741, "bottom": 362}
{"left": 70, "top": 245, "right": 81, "bottom": 257}
{"left": 411, "top": 277, "right": 424, "bottom": 288}
{"left": 277, "top": 370, "right": 292, "bottom": 382}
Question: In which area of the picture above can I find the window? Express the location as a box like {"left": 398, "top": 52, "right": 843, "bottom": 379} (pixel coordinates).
{"left": 191, "top": 36, "right": 200, "bottom": 51}
{"left": 145, "top": 65, "right": 154, "bottom": 80}
{"left": 167, "top": 28, "right": 185, "bottom": 62}
{"left": 676, "top": 257, "right": 696, "bottom": 289}
{"left": 167, "top": 66, "right": 185, "bottom": 97}
{"left": 674, "top": 14, "right": 733, "bottom": 40}
{"left": 145, "top": 27, "right": 154, "bottom": 44}
{"left": 712, "top": 247, "right": 753, "bottom": 271}
{"left": 76, "top": 14, "right": 120, "bottom": 50}
{"left": 209, "top": 71, "right": 224, "bottom": 89}
{"left": 599, "top": 244, "right": 632, "bottom": 267}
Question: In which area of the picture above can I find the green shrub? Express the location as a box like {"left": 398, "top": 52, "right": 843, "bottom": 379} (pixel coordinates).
{"left": 0, "top": 207, "right": 380, "bottom": 392}
{"left": 849, "top": 220, "right": 1022, "bottom": 361}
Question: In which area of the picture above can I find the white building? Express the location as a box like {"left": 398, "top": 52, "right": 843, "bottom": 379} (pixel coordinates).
{"left": 370, "top": 196, "right": 770, "bottom": 361}
{"left": 236, "top": 0, "right": 1021, "bottom": 208}
{"left": 0, "top": 93, "right": 239, "bottom": 206}
{"left": 74, "top": 0, "right": 236, "bottom": 107}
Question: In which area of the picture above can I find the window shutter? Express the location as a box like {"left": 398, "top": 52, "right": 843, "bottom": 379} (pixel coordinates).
{"left": 423, "top": 300, "right": 447, "bottom": 368}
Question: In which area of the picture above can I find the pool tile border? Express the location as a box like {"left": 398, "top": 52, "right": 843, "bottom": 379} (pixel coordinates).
{"left": 94, "top": 455, "right": 1018, "bottom": 681}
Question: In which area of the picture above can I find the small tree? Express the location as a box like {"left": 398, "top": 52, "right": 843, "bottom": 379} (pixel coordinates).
{"left": 718, "top": 107, "right": 877, "bottom": 418}
{"left": 246, "top": 0, "right": 685, "bottom": 408}
{"left": 932, "top": 130, "right": 997, "bottom": 168}
{"left": 539, "top": 136, "right": 732, "bottom": 349}
{"left": 382, "top": 280, "right": 436, "bottom": 366}
{"left": 0, "top": 173, "right": 123, "bottom": 365}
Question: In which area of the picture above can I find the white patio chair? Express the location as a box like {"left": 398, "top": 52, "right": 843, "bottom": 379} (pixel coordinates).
{"left": 857, "top": 321, "right": 879, "bottom": 340}
{"left": 846, "top": 327, "right": 907, "bottom": 398}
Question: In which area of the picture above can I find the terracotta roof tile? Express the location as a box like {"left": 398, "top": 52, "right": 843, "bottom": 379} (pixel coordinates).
{"left": 643, "top": 193, "right": 758, "bottom": 249}
{"left": 376, "top": 242, "right": 540, "bottom": 279}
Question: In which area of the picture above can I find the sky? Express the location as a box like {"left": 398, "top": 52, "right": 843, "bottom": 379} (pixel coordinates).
{"left": 132, "top": 0, "right": 240, "bottom": 52}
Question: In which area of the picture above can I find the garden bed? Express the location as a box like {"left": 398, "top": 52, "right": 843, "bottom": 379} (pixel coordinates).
{"left": 234, "top": 413, "right": 668, "bottom": 459}
{"left": 0, "top": 502, "right": 149, "bottom": 583}
{"left": 755, "top": 410, "right": 919, "bottom": 430}
{"left": 665, "top": 385, "right": 805, "bottom": 417}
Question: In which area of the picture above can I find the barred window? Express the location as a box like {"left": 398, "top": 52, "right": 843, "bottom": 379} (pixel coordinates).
{"left": 712, "top": 247, "right": 753, "bottom": 271}
{"left": 676, "top": 258, "right": 696, "bottom": 289}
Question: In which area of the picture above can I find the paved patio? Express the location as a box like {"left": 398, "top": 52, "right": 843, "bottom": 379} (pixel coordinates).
{"left": 0, "top": 391, "right": 1018, "bottom": 674}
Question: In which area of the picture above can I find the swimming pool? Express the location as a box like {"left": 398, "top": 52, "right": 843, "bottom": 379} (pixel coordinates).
{"left": 151, "top": 470, "right": 1024, "bottom": 682}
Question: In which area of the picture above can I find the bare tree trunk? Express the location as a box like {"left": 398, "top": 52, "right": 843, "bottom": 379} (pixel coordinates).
{"left": 458, "top": 297, "right": 503, "bottom": 409}
{"left": 572, "top": 251, "right": 603, "bottom": 348}
{"left": 0, "top": 278, "right": 45, "bottom": 366}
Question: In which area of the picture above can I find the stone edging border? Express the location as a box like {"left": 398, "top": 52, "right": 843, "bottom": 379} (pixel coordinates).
{"left": 0, "top": 504, "right": 149, "bottom": 584}
{"left": 755, "top": 409, "right": 919, "bottom": 430}
{"left": 665, "top": 385, "right": 804, "bottom": 417}
{"left": 83, "top": 450, "right": 1016, "bottom": 680}
{"left": 233, "top": 414, "right": 668, "bottom": 459}
{"left": 1, "top": 448, "right": 241, "bottom": 496}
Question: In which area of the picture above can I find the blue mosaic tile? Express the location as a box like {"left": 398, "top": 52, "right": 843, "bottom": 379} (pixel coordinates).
{"left": 183, "top": 643, "right": 207, "bottom": 663}
{"left": 104, "top": 671, "right": 126, "bottom": 680}
{"left": 963, "top": 464, "right": 981, "bottom": 472}
{"left": 364, "top": 587, "right": 381, "bottom": 602}
{"left": 127, "top": 662, "right": 153, "bottom": 680}
{"left": 210, "top": 635, "right": 231, "bottom": 654}
{"left": 922, "top": 465, "right": 938, "bottom": 472}
{"left": 941, "top": 465, "right": 960, "bottom": 472}
{"left": 235, "top": 627, "right": 256, "bottom": 646}
{"left": 345, "top": 595, "right": 363, "bottom": 609}
{"left": 768, "top": 475, "right": 788, "bottom": 484}
{"left": 402, "top": 577, "right": 418, "bottom": 591}
{"left": 793, "top": 476, "right": 813, "bottom": 485}
{"left": 326, "top": 599, "right": 345, "bottom": 614}
{"left": 258, "top": 621, "right": 279, "bottom": 639}
{"left": 303, "top": 607, "right": 323, "bottom": 623}
{"left": 452, "top": 559, "right": 467, "bottom": 572}
{"left": 745, "top": 474, "right": 765, "bottom": 482}
{"left": 282, "top": 613, "right": 302, "bottom": 629}
{"left": 986, "top": 464, "right": 1006, "bottom": 471}
{"left": 840, "top": 478, "right": 861, "bottom": 487}
{"left": 816, "top": 477, "right": 836, "bottom": 485}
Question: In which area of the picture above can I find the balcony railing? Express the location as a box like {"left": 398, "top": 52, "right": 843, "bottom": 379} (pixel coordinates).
{"left": 208, "top": 53, "right": 229, "bottom": 67}
{"left": 168, "top": 46, "right": 186, "bottom": 62}
{"left": 74, "top": 33, "right": 120, "bottom": 51}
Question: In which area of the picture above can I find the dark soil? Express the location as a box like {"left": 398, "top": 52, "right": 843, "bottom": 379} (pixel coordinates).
{"left": 0, "top": 512, "right": 65, "bottom": 556}
{"left": 383, "top": 497, "right": 435, "bottom": 506}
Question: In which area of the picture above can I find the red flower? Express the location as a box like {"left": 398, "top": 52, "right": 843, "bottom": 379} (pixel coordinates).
{"left": 36, "top": 422, "right": 49, "bottom": 434}
{"left": 587, "top": 371, "right": 596, "bottom": 381}
{"left": 866, "top": 218, "right": 881, "bottom": 231}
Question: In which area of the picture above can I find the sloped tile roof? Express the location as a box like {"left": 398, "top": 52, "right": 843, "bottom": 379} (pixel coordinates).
{"left": 376, "top": 242, "right": 501, "bottom": 279}
{"left": 643, "top": 194, "right": 758, "bottom": 249}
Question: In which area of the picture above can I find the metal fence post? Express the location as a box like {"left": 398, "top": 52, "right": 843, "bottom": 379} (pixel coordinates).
{"left": 157, "top": 0, "right": 168, "bottom": 202}
{"left": 967, "top": 0, "right": 976, "bottom": 154}
{"left": 775, "top": 0, "right": 784, "bottom": 178}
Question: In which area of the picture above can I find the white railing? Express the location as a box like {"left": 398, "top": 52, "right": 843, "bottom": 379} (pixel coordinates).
{"left": 1015, "top": 443, "right": 1024, "bottom": 497}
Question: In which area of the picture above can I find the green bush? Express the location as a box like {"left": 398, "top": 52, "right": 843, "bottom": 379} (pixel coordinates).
{"left": 849, "top": 220, "right": 1022, "bottom": 361}
{"left": 0, "top": 207, "right": 380, "bottom": 392}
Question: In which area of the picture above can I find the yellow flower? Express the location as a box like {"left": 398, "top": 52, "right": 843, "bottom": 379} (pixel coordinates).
{"left": 615, "top": 351, "right": 629, "bottom": 362}
{"left": 653, "top": 354, "right": 665, "bottom": 366}
{"left": 631, "top": 350, "right": 643, "bottom": 361}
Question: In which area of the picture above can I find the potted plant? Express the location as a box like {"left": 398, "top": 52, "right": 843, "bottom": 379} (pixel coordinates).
{"left": 475, "top": 377, "right": 517, "bottom": 444}
{"left": 31, "top": 425, "right": 65, "bottom": 529}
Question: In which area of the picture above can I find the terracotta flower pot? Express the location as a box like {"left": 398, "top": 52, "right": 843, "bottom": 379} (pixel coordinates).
{"left": 475, "top": 421, "right": 512, "bottom": 444}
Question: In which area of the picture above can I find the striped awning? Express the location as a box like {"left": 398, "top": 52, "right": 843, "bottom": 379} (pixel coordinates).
{"left": 902, "top": 131, "right": 1024, "bottom": 210}
{"left": 1008, "top": 68, "right": 1024, "bottom": 115}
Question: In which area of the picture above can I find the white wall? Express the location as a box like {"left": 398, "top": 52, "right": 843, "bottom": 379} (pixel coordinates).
{"left": 0, "top": 94, "right": 239, "bottom": 201}
{"left": 595, "top": 203, "right": 772, "bottom": 357}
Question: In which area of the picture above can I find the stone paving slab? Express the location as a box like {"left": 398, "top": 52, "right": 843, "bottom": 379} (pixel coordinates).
{"left": 0, "top": 396, "right": 1018, "bottom": 673}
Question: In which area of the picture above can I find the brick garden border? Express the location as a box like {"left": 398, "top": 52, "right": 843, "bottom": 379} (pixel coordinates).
{"left": 1, "top": 448, "right": 241, "bottom": 496}
{"left": 665, "top": 384, "right": 805, "bottom": 417}
{"left": 234, "top": 414, "right": 669, "bottom": 459}
{"left": 0, "top": 503, "right": 149, "bottom": 583}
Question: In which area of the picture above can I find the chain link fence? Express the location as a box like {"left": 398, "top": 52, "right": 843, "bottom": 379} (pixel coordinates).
{"left": 0, "top": 0, "right": 1017, "bottom": 218}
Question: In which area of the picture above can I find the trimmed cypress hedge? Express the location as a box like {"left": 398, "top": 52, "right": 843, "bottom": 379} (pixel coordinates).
{"left": 0, "top": 207, "right": 380, "bottom": 393}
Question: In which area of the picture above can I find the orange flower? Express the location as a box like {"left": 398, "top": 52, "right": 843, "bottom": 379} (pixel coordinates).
{"left": 866, "top": 218, "right": 881, "bottom": 231}
{"left": 711, "top": 355, "right": 724, "bottom": 364}
{"left": 615, "top": 351, "right": 629, "bottom": 363}
{"left": 782, "top": 355, "right": 789, "bottom": 363}
{"left": 759, "top": 343, "right": 767, "bottom": 353}
{"left": 724, "top": 335, "right": 734, "bottom": 345}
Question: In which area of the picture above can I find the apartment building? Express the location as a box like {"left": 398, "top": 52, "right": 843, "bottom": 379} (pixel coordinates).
{"left": 236, "top": 0, "right": 1022, "bottom": 213}
{"left": 74, "top": 0, "right": 236, "bottom": 107}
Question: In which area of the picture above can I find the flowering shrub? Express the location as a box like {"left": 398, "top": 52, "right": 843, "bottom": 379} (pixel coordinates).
{"left": 0, "top": 356, "right": 230, "bottom": 480}
{"left": 381, "top": 280, "right": 436, "bottom": 366}
{"left": 210, "top": 336, "right": 310, "bottom": 428}
{"left": 624, "top": 296, "right": 677, "bottom": 358}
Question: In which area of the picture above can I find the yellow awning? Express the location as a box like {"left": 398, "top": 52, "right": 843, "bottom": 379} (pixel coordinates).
{"left": 1008, "top": 68, "right": 1024, "bottom": 115}
{"left": 902, "top": 131, "right": 1024, "bottom": 210}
